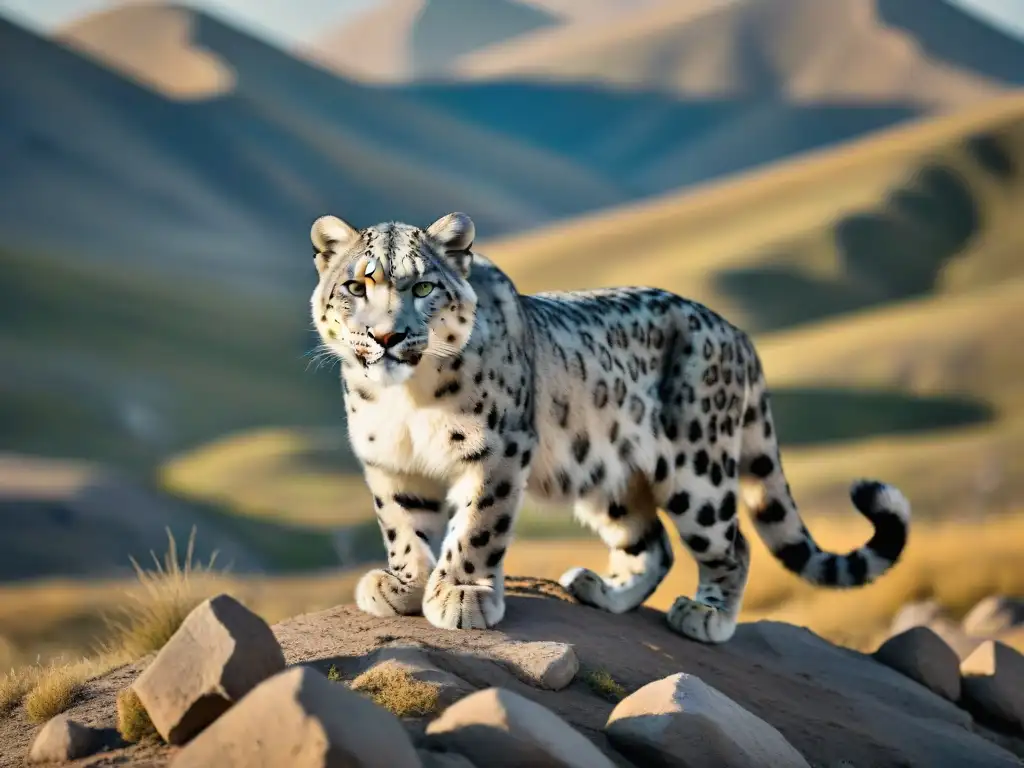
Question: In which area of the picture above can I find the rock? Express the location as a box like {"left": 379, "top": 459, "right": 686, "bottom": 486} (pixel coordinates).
{"left": 926, "top": 618, "right": 985, "bottom": 660}
{"left": 961, "top": 641, "right": 1024, "bottom": 732}
{"left": 488, "top": 640, "right": 579, "bottom": 691}
{"left": 27, "top": 715, "right": 106, "bottom": 763}
{"left": 171, "top": 666, "right": 421, "bottom": 768}
{"left": 359, "top": 645, "right": 473, "bottom": 708}
{"left": 964, "top": 597, "right": 1024, "bottom": 637}
{"left": 604, "top": 672, "right": 811, "bottom": 768}
{"left": 417, "top": 749, "right": 478, "bottom": 768}
{"left": 132, "top": 593, "right": 286, "bottom": 745}
{"left": 873, "top": 627, "right": 961, "bottom": 702}
{"left": 425, "top": 687, "right": 616, "bottom": 768}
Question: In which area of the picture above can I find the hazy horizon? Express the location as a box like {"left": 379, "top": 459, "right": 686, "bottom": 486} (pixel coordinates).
{"left": 2, "top": 0, "right": 1023, "bottom": 50}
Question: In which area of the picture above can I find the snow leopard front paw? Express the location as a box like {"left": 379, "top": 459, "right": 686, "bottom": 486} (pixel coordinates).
{"left": 665, "top": 595, "right": 737, "bottom": 644}
{"left": 355, "top": 568, "right": 424, "bottom": 617}
{"left": 422, "top": 575, "right": 505, "bottom": 630}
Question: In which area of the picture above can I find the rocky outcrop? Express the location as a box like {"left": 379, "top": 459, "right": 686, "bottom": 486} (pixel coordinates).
{"left": 6, "top": 581, "right": 1024, "bottom": 768}
{"left": 885, "top": 595, "right": 1024, "bottom": 661}
{"left": 425, "top": 687, "right": 616, "bottom": 768}
{"left": 131, "top": 593, "right": 286, "bottom": 744}
{"left": 26, "top": 715, "right": 109, "bottom": 763}
{"left": 873, "top": 626, "right": 961, "bottom": 702}
{"left": 605, "top": 672, "right": 810, "bottom": 768}
{"left": 960, "top": 641, "right": 1024, "bottom": 733}
{"left": 487, "top": 640, "right": 579, "bottom": 691}
{"left": 170, "top": 666, "right": 422, "bottom": 768}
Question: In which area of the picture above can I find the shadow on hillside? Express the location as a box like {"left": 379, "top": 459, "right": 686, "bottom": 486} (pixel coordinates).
{"left": 714, "top": 124, "right": 1023, "bottom": 332}
{"left": 769, "top": 387, "right": 995, "bottom": 448}
{"left": 396, "top": 80, "right": 919, "bottom": 194}
{"left": 0, "top": 471, "right": 358, "bottom": 582}
{"left": 409, "top": 0, "right": 557, "bottom": 76}
{"left": 877, "top": 0, "right": 1024, "bottom": 85}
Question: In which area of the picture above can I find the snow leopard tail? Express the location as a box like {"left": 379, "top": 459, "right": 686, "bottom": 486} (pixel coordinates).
{"left": 738, "top": 375, "right": 911, "bottom": 588}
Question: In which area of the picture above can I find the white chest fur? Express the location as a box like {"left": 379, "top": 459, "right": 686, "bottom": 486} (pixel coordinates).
{"left": 343, "top": 375, "right": 483, "bottom": 480}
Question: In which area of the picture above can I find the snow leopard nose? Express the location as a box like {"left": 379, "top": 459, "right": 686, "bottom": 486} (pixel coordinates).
{"left": 369, "top": 329, "right": 407, "bottom": 349}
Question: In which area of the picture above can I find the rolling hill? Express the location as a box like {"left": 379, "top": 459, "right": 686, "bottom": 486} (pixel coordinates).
{"left": 456, "top": 0, "right": 1024, "bottom": 109}
{"left": 2, "top": 0, "right": 1023, "bottom": 565}
{"left": 302, "top": 0, "right": 560, "bottom": 82}
{"left": 54, "top": 0, "right": 1024, "bottom": 233}
{"left": 5, "top": 7, "right": 619, "bottom": 279}
{"left": 161, "top": 95, "right": 1024, "bottom": 534}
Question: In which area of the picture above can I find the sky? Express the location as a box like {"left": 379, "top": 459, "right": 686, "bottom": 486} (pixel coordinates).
{"left": 1, "top": 0, "right": 1023, "bottom": 47}
{"left": 0, "top": 0, "right": 378, "bottom": 44}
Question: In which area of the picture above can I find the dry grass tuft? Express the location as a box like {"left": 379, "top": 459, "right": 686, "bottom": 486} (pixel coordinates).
{"left": 581, "top": 668, "right": 627, "bottom": 702}
{"left": 22, "top": 660, "right": 84, "bottom": 723}
{"left": 101, "top": 527, "right": 218, "bottom": 661}
{"left": 350, "top": 661, "right": 441, "bottom": 718}
{"left": 16, "top": 654, "right": 126, "bottom": 723}
{"left": 0, "top": 665, "right": 36, "bottom": 716}
{"left": 116, "top": 687, "right": 158, "bottom": 743}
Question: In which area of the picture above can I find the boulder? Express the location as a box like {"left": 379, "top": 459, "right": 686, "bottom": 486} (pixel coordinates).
{"left": 170, "top": 666, "right": 422, "bottom": 767}
{"left": 417, "top": 749, "right": 478, "bottom": 768}
{"left": 961, "top": 641, "right": 1024, "bottom": 732}
{"left": 873, "top": 626, "right": 961, "bottom": 702}
{"left": 488, "top": 640, "right": 579, "bottom": 691}
{"left": 27, "top": 715, "right": 107, "bottom": 763}
{"left": 132, "top": 593, "right": 286, "bottom": 744}
{"left": 963, "top": 597, "right": 1024, "bottom": 638}
{"left": 604, "top": 672, "right": 810, "bottom": 768}
{"left": 424, "top": 687, "right": 616, "bottom": 768}
{"left": 886, "top": 601, "right": 981, "bottom": 659}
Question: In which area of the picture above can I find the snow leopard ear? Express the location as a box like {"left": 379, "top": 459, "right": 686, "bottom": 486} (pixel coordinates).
{"left": 426, "top": 212, "right": 475, "bottom": 278}
{"left": 310, "top": 215, "right": 359, "bottom": 275}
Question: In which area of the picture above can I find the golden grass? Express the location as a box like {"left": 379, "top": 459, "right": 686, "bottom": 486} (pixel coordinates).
{"left": 581, "top": 668, "right": 627, "bottom": 702}
{"left": 100, "top": 527, "right": 216, "bottom": 660}
{"left": 757, "top": 277, "right": 1024, "bottom": 409}
{"left": 0, "top": 665, "right": 35, "bottom": 716}
{"left": 0, "top": 568, "right": 364, "bottom": 673}
{"left": 116, "top": 687, "right": 158, "bottom": 743}
{"left": 0, "top": 529, "right": 222, "bottom": 722}
{"left": 483, "top": 96, "right": 1024, "bottom": 307}
{"left": 6, "top": 654, "right": 125, "bottom": 723}
{"left": 23, "top": 664, "right": 85, "bottom": 724}
{"left": 350, "top": 660, "right": 441, "bottom": 718}
{"left": 2, "top": 509, "right": 1022, "bottom": 679}
{"left": 160, "top": 428, "right": 370, "bottom": 529}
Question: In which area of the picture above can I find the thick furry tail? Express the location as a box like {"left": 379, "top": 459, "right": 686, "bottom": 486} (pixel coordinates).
{"left": 739, "top": 380, "right": 911, "bottom": 587}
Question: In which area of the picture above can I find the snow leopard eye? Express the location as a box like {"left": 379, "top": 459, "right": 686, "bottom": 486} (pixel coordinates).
{"left": 344, "top": 280, "right": 366, "bottom": 297}
{"left": 412, "top": 281, "right": 435, "bottom": 298}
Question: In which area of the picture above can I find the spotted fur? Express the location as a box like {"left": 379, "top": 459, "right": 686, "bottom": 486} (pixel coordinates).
{"left": 309, "top": 212, "right": 911, "bottom": 643}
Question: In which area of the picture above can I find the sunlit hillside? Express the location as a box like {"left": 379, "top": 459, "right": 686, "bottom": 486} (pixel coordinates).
{"left": 457, "top": 0, "right": 1024, "bottom": 108}
{"left": 163, "top": 93, "right": 1024, "bottom": 536}
{"left": 3, "top": 0, "right": 1024, "bottom": 680}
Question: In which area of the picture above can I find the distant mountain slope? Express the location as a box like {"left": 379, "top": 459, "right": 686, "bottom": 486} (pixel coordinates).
{"left": 302, "top": 0, "right": 559, "bottom": 82}
{"left": 482, "top": 92, "right": 1024, "bottom": 330}
{"left": 48, "top": 0, "right": 1002, "bottom": 253}
{"left": 53, "top": 3, "right": 235, "bottom": 99}
{"left": 456, "top": 0, "right": 1020, "bottom": 110}
{"left": 163, "top": 96, "right": 1024, "bottom": 528}
{"left": 3, "top": 9, "right": 621, "bottom": 282}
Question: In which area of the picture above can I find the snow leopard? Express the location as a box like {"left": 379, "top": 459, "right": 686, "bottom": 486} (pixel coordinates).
{"left": 308, "top": 211, "right": 911, "bottom": 643}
